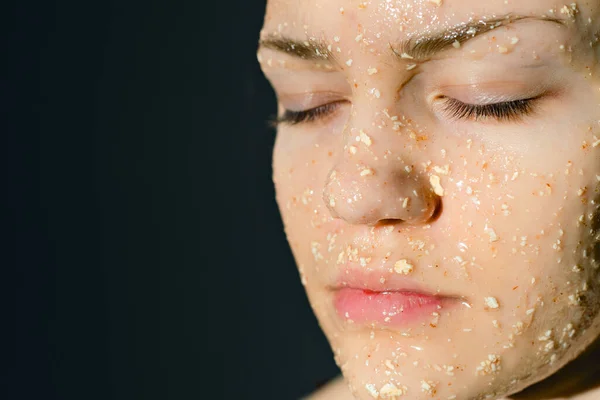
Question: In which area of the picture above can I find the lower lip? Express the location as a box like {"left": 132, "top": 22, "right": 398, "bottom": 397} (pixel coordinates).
{"left": 333, "top": 288, "right": 445, "bottom": 328}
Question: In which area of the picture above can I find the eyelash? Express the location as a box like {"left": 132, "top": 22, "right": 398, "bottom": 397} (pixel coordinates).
{"left": 440, "top": 97, "right": 535, "bottom": 122}
{"left": 274, "top": 97, "right": 536, "bottom": 126}
{"left": 275, "top": 102, "right": 342, "bottom": 126}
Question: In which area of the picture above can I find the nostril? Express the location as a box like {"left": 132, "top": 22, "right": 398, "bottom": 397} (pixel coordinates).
{"left": 375, "top": 218, "right": 404, "bottom": 227}
{"left": 323, "top": 163, "right": 443, "bottom": 226}
{"left": 427, "top": 197, "right": 443, "bottom": 223}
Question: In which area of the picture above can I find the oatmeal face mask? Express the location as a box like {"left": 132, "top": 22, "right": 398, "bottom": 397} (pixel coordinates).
{"left": 258, "top": 0, "right": 600, "bottom": 399}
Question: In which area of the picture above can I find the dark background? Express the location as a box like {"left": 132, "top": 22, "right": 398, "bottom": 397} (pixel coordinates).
{"left": 6, "top": 1, "right": 340, "bottom": 399}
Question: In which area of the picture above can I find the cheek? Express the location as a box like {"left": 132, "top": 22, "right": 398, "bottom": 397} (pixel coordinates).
{"left": 272, "top": 131, "right": 336, "bottom": 269}
{"left": 273, "top": 134, "right": 325, "bottom": 215}
{"left": 456, "top": 128, "right": 600, "bottom": 375}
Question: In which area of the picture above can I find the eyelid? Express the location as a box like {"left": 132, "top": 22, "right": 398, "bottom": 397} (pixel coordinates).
{"left": 432, "top": 82, "right": 548, "bottom": 105}
{"left": 275, "top": 101, "right": 345, "bottom": 126}
{"left": 278, "top": 91, "right": 347, "bottom": 111}
{"left": 437, "top": 96, "right": 537, "bottom": 123}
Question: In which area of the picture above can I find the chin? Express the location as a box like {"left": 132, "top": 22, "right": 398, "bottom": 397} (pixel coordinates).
{"left": 316, "top": 299, "right": 600, "bottom": 400}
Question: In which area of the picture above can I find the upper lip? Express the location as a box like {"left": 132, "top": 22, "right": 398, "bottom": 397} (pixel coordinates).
{"left": 329, "top": 267, "right": 442, "bottom": 295}
{"left": 324, "top": 230, "right": 462, "bottom": 298}
{"left": 328, "top": 262, "right": 467, "bottom": 302}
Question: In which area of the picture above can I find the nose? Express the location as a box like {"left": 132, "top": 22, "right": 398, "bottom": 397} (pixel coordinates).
{"left": 323, "top": 129, "right": 441, "bottom": 226}
{"left": 324, "top": 161, "right": 440, "bottom": 225}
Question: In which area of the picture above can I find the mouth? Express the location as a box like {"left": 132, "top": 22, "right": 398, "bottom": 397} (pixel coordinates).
{"left": 330, "top": 270, "right": 462, "bottom": 329}
{"left": 333, "top": 288, "right": 452, "bottom": 328}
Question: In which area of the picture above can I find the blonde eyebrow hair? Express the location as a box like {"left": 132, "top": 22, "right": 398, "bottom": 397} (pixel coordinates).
{"left": 258, "top": 37, "right": 335, "bottom": 62}
{"left": 258, "top": 14, "right": 565, "bottom": 64}
{"left": 395, "top": 14, "right": 565, "bottom": 61}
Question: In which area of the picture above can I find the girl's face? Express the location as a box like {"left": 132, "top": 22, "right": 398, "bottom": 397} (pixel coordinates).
{"left": 258, "top": 0, "right": 600, "bottom": 399}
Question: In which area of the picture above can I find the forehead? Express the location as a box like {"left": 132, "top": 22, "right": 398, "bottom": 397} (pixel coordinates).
{"left": 262, "top": 0, "right": 582, "bottom": 41}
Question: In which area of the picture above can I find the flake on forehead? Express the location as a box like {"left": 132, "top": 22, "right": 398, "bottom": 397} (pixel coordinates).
{"left": 466, "top": 26, "right": 478, "bottom": 36}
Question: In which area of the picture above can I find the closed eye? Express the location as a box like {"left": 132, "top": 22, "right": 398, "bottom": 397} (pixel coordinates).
{"left": 270, "top": 97, "right": 537, "bottom": 127}
{"left": 440, "top": 96, "right": 538, "bottom": 122}
{"left": 272, "top": 101, "right": 345, "bottom": 126}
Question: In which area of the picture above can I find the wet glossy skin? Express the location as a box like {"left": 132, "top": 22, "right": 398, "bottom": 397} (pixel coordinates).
{"left": 258, "top": 1, "right": 600, "bottom": 399}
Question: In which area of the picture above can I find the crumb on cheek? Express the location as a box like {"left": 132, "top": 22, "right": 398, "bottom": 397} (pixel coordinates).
{"left": 420, "top": 380, "right": 437, "bottom": 396}
{"left": 475, "top": 354, "right": 501, "bottom": 376}
{"left": 429, "top": 175, "right": 445, "bottom": 196}
{"left": 359, "top": 130, "right": 373, "bottom": 146}
{"left": 484, "top": 296, "right": 500, "bottom": 309}
{"left": 394, "top": 259, "right": 414, "bottom": 275}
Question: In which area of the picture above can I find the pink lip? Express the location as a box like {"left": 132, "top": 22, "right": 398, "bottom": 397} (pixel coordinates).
{"left": 333, "top": 288, "right": 447, "bottom": 328}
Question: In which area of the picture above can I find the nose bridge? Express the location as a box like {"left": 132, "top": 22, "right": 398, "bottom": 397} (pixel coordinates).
{"left": 340, "top": 70, "right": 414, "bottom": 159}
{"left": 323, "top": 95, "right": 440, "bottom": 226}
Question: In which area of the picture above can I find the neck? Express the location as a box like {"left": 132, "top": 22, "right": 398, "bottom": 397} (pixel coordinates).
{"left": 507, "top": 335, "right": 600, "bottom": 400}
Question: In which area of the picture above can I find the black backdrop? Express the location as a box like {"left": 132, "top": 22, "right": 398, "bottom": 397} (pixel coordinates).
{"left": 6, "top": 1, "right": 340, "bottom": 399}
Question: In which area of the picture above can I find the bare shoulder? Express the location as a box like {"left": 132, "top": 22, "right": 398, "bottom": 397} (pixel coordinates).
{"left": 302, "top": 376, "right": 354, "bottom": 400}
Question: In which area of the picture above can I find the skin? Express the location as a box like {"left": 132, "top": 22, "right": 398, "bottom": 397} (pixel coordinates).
{"left": 257, "top": 1, "right": 600, "bottom": 399}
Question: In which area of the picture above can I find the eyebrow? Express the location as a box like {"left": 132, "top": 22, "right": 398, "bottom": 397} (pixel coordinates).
{"left": 396, "top": 14, "right": 565, "bottom": 61}
{"left": 258, "top": 37, "right": 335, "bottom": 62}
{"left": 258, "top": 14, "right": 565, "bottom": 65}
